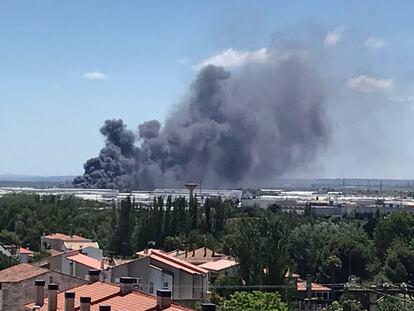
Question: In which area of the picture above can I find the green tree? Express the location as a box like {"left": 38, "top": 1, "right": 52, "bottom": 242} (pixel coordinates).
{"left": 289, "top": 220, "right": 373, "bottom": 283}
{"left": 226, "top": 218, "right": 264, "bottom": 285}
{"left": 226, "top": 213, "right": 292, "bottom": 286}
{"left": 378, "top": 297, "right": 413, "bottom": 311}
{"left": 0, "top": 253, "right": 18, "bottom": 270}
{"left": 111, "top": 196, "right": 134, "bottom": 256}
{"left": 222, "top": 291, "right": 288, "bottom": 311}
{"left": 383, "top": 240, "right": 414, "bottom": 283}
{"left": 374, "top": 213, "right": 414, "bottom": 259}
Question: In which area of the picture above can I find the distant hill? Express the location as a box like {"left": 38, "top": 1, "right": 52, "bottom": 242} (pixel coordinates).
{"left": 0, "top": 174, "right": 76, "bottom": 188}
{"left": 0, "top": 174, "right": 76, "bottom": 182}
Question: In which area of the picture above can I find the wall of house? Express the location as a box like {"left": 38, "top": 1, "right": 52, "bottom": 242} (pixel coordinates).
{"left": 109, "top": 257, "right": 150, "bottom": 285}
{"left": 147, "top": 267, "right": 173, "bottom": 295}
{"left": 0, "top": 284, "right": 3, "bottom": 311}
{"left": 19, "top": 254, "right": 29, "bottom": 264}
{"left": 41, "top": 238, "right": 64, "bottom": 252}
{"left": 0, "top": 271, "right": 86, "bottom": 311}
{"left": 72, "top": 262, "right": 90, "bottom": 280}
{"left": 192, "top": 274, "right": 207, "bottom": 299}
{"left": 80, "top": 247, "right": 102, "bottom": 261}
{"left": 177, "top": 271, "right": 195, "bottom": 299}
{"left": 148, "top": 258, "right": 207, "bottom": 300}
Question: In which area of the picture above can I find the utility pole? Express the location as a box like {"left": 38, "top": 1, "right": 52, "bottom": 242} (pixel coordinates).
{"left": 369, "top": 285, "right": 377, "bottom": 311}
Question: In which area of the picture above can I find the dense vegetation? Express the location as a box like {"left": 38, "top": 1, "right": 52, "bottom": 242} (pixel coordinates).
{"left": 2, "top": 193, "right": 414, "bottom": 310}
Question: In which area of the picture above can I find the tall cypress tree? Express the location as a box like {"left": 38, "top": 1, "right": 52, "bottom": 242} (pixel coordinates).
{"left": 111, "top": 197, "right": 134, "bottom": 257}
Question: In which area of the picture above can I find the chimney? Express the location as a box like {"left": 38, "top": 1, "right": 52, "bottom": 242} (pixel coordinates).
{"left": 144, "top": 248, "right": 148, "bottom": 255}
{"left": 176, "top": 249, "right": 179, "bottom": 256}
{"left": 310, "top": 297, "right": 317, "bottom": 311}
{"left": 87, "top": 269, "right": 100, "bottom": 283}
{"left": 35, "top": 280, "right": 45, "bottom": 307}
{"left": 47, "top": 283, "right": 58, "bottom": 311}
{"left": 192, "top": 247, "right": 195, "bottom": 257}
{"left": 64, "top": 292, "right": 75, "bottom": 311}
{"left": 185, "top": 249, "right": 188, "bottom": 258}
{"left": 201, "top": 303, "right": 216, "bottom": 311}
{"left": 99, "top": 306, "right": 111, "bottom": 311}
{"left": 204, "top": 247, "right": 207, "bottom": 257}
{"left": 32, "top": 307, "right": 41, "bottom": 311}
{"left": 306, "top": 274, "right": 312, "bottom": 298}
{"left": 80, "top": 297, "right": 91, "bottom": 311}
{"left": 304, "top": 298, "right": 310, "bottom": 311}
{"left": 120, "top": 277, "right": 135, "bottom": 295}
{"left": 156, "top": 290, "right": 171, "bottom": 310}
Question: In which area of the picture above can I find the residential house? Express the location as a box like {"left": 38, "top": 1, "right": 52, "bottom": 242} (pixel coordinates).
{"left": 0, "top": 239, "right": 17, "bottom": 259}
{"left": 0, "top": 263, "right": 86, "bottom": 311}
{"left": 24, "top": 277, "right": 202, "bottom": 311}
{"left": 18, "top": 247, "right": 34, "bottom": 263}
{"left": 295, "top": 278, "right": 332, "bottom": 299}
{"left": 34, "top": 249, "right": 107, "bottom": 280}
{"left": 169, "top": 248, "right": 225, "bottom": 266}
{"left": 199, "top": 258, "right": 238, "bottom": 283}
{"left": 109, "top": 249, "right": 208, "bottom": 301}
{"left": 66, "top": 253, "right": 109, "bottom": 280}
{"left": 40, "top": 233, "right": 99, "bottom": 253}
{"left": 0, "top": 238, "right": 34, "bottom": 263}
{"left": 35, "top": 249, "right": 79, "bottom": 275}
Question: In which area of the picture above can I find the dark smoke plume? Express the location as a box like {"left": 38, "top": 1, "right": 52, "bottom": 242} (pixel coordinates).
{"left": 74, "top": 50, "right": 327, "bottom": 189}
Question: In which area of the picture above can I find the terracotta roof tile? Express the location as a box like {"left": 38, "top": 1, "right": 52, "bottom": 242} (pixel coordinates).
{"left": 25, "top": 282, "right": 194, "bottom": 311}
{"left": 67, "top": 254, "right": 108, "bottom": 270}
{"left": 44, "top": 233, "right": 91, "bottom": 241}
{"left": 171, "top": 247, "right": 225, "bottom": 265}
{"left": 90, "top": 291, "right": 194, "bottom": 311}
{"left": 0, "top": 263, "right": 48, "bottom": 282}
{"left": 148, "top": 249, "right": 208, "bottom": 275}
{"left": 199, "top": 259, "right": 237, "bottom": 272}
{"left": 296, "top": 279, "right": 332, "bottom": 292}
{"left": 19, "top": 247, "right": 34, "bottom": 255}
{"left": 25, "top": 282, "right": 120, "bottom": 311}
{"left": 63, "top": 241, "right": 99, "bottom": 250}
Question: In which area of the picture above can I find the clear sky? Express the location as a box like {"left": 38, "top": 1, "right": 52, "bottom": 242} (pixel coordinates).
{"left": 1, "top": 1, "right": 414, "bottom": 178}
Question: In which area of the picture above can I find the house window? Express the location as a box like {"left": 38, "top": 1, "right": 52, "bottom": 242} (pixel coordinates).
{"left": 163, "top": 282, "right": 169, "bottom": 289}
{"left": 134, "top": 278, "right": 143, "bottom": 291}
{"left": 149, "top": 282, "right": 154, "bottom": 294}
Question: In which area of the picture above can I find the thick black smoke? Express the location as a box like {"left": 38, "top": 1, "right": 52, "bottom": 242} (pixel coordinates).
{"left": 74, "top": 51, "right": 327, "bottom": 189}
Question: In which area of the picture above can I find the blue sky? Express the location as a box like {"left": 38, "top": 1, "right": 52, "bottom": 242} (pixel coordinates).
{"left": 1, "top": 1, "right": 414, "bottom": 177}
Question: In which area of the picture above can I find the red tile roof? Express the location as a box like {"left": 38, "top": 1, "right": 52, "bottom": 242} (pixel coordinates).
{"left": 284, "top": 271, "right": 300, "bottom": 278}
{"left": 199, "top": 259, "right": 237, "bottom": 272}
{"left": 26, "top": 282, "right": 120, "bottom": 311}
{"left": 67, "top": 253, "right": 108, "bottom": 270}
{"left": 89, "top": 291, "right": 193, "bottom": 311}
{"left": 25, "top": 282, "right": 194, "bottom": 311}
{"left": 44, "top": 233, "right": 91, "bottom": 241}
{"left": 19, "top": 247, "right": 34, "bottom": 255}
{"left": 169, "top": 248, "right": 225, "bottom": 265}
{"left": 148, "top": 249, "right": 208, "bottom": 275}
{"left": 0, "top": 263, "right": 48, "bottom": 282}
{"left": 296, "top": 279, "right": 332, "bottom": 292}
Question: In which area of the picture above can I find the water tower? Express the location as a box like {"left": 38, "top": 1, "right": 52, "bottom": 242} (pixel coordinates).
{"left": 185, "top": 183, "right": 198, "bottom": 199}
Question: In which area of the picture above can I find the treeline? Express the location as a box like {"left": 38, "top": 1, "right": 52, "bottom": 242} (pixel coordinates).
{"left": 110, "top": 196, "right": 235, "bottom": 256}
{"left": 224, "top": 210, "right": 414, "bottom": 287}
{"left": 2, "top": 193, "right": 414, "bottom": 290}
{"left": 0, "top": 194, "right": 112, "bottom": 251}
{"left": 0, "top": 193, "right": 235, "bottom": 256}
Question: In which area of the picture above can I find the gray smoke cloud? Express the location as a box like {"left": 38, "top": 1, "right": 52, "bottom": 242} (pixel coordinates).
{"left": 73, "top": 49, "right": 328, "bottom": 190}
